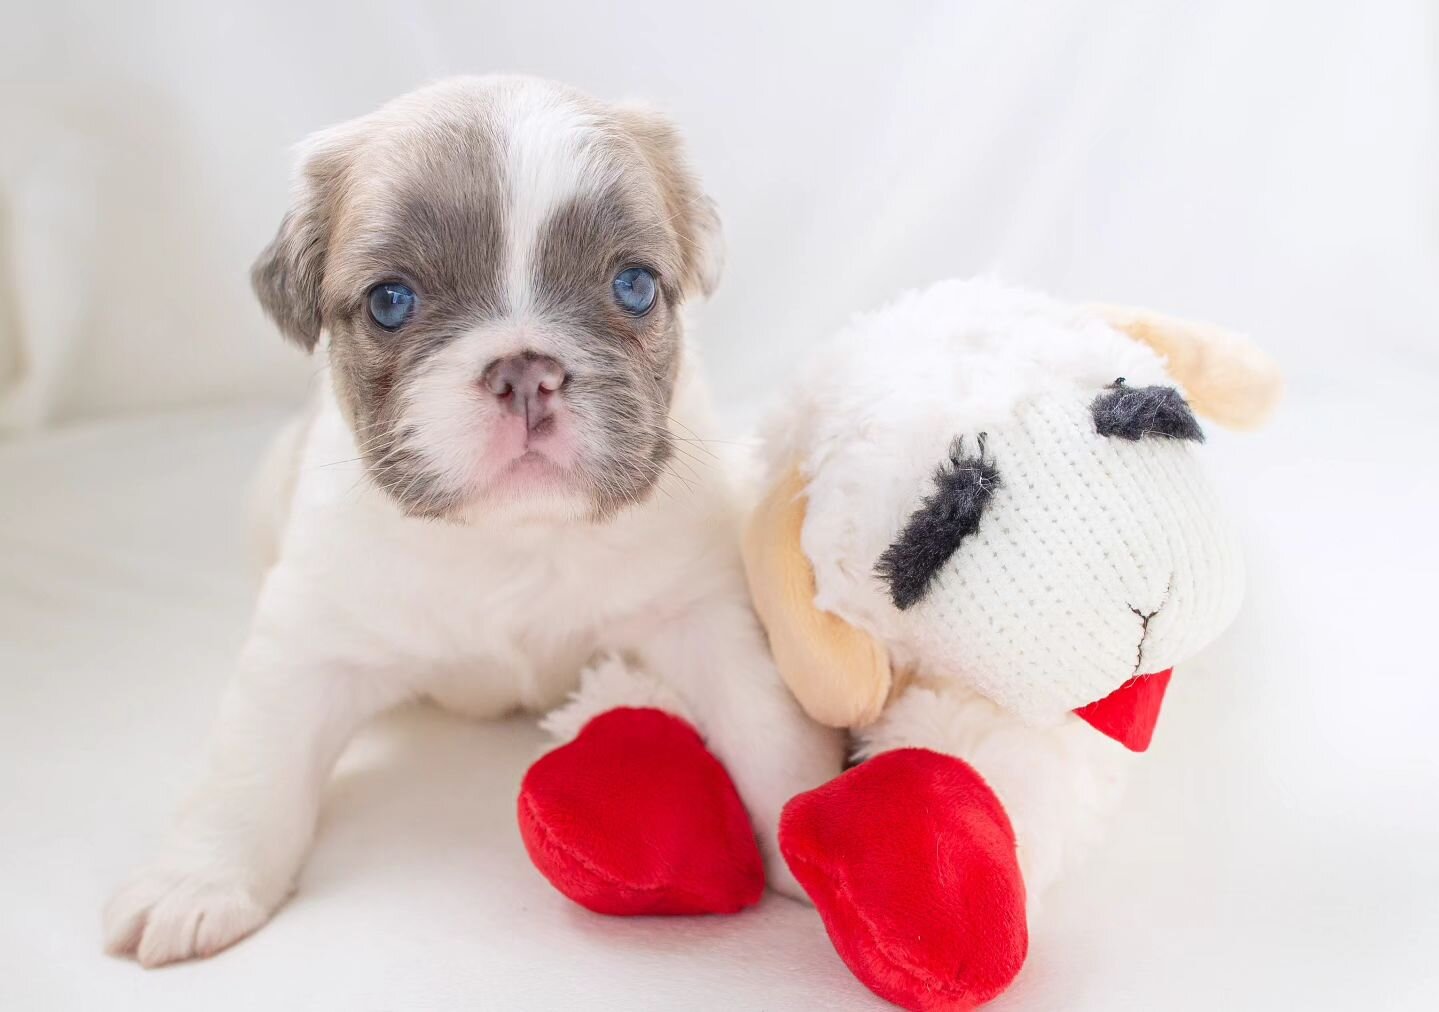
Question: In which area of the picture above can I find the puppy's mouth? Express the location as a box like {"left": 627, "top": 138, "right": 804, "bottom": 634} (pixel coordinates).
{"left": 1073, "top": 668, "right": 1173, "bottom": 752}
{"left": 366, "top": 385, "right": 673, "bottom": 522}
{"left": 485, "top": 407, "right": 580, "bottom": 475}
{"left": 498, "top": 448, "right": 573, "bottom": 484}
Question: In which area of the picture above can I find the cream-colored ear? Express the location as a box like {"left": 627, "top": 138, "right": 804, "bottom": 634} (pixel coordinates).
{"left": 1090, "top": 304, "right": 1284, "bottom": 429}
{"left": 742, "top": 466, "right": 893, "bottom": 728}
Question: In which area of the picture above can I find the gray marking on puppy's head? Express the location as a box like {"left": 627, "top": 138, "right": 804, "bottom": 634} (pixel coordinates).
{"left": 250, "top": 128, "right": 355, "bottom": 351}
{"left": 609, "top": 105, "right": 723, "bottom": 300}
{"left": 530, "top": 184, "right": 681, "bottom": 515}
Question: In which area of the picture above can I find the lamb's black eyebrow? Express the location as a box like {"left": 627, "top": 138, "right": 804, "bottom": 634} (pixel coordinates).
{"left": 1091, "top": 380, "right": 1205, "bottom": 443}
{"left": 875, "top": 436, "right": 1000, "bottom": 610}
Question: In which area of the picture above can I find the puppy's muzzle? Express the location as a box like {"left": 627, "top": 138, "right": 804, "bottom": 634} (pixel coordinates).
{"left": 482, "top": 353, "right": 568, "bottom": 434}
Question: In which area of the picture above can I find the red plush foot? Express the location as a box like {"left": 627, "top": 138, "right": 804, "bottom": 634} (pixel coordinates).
{"left": 518, "top": 707, "right": 764, "bottom": 916}
{"left": 780, "top": 749, "right": 1027, "bottom": 1011}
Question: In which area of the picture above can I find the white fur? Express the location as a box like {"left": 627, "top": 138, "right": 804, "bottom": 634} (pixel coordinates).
{"left": 540, "top": 653, "right": 694, "bottom": 743}
{"left": 769, "top": 278, "right": 1243, "bottom": 721}
{"left": 102, "top": 82, "right": 841, "bottom": 967}
{"left": 390, "top": 318, "right": 592, "bottom": 518}
{"left": 760, "top": 278, "right": 1247, "bottom": 914}
{"left": 855, "top": 681, "right": 1128, "bottom": 906}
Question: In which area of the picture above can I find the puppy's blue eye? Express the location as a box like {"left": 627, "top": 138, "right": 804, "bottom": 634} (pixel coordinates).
{"left": 367, "top": 283, "right": 417, "bottom": 330}
{"left": 612, "top": 267, "right": 657, "bottom": 316}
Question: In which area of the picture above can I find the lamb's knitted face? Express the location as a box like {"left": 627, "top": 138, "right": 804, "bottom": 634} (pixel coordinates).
{"left": 782, "top": 280, "right": 1245, "bottom": 735}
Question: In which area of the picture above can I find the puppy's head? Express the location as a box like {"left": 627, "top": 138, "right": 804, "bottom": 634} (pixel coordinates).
{"left": 252, "top": 76, "right": 722, "bottom": 521}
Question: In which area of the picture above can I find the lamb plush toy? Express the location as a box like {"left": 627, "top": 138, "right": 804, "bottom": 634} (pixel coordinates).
{"left": 741, "top": 279, "right": 1282, "bottom": 1010}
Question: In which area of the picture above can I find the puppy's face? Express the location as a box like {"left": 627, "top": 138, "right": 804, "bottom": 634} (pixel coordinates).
{"left": 252, "top": 76, "right": 722, "bottom": 521}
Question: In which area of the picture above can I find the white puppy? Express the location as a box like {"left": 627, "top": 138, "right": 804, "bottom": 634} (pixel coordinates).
{"left": 103, "top": 75, "right": 840, "bottom": 968}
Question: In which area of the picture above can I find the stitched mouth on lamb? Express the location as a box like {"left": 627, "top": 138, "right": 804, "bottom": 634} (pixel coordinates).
{"left": 1072, "top": 599, "right": 1174, "bottom": 753}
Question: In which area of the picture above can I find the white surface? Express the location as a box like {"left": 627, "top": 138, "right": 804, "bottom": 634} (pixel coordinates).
{"left": 2, "top": 0, "right": 1436, "bottom": 429}
{"left": 2, "top": 386, "right": 1437, "bottom": 1010}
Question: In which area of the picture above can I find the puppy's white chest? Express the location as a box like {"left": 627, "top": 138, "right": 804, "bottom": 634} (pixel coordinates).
{"left": 373, "top": 522, "right": 630, "bottom": 714}
{"left": 277, "top": 388, "right": 719, "bottom": 717}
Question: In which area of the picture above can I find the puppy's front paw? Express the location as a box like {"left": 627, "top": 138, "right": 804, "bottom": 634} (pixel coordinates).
{"left": 103, "top": 859, "right": 282, "bottom": 967}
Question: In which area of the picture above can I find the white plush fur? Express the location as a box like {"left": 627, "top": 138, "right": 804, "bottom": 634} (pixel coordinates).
{"left": 539, "top": 653, "right": 694, "bottom": 743}
{"left": 762, "top": 278, "right": 1247, "bottom": 905}
{"left": 102, "top": 81, "right": 842, "bottom": 968}
{"left": 768, "top": 278, "right": 1244, "bottom": 721}
{"left": 855, "top": 682, "right": 1127, "bottom": 905}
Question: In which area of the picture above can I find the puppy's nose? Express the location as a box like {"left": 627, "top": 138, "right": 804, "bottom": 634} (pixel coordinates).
{"left": 481, "top": 353, "right": 567, "bottom": 432}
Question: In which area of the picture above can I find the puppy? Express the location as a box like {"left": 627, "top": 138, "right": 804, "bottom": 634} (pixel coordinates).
{"left": 102, "top": 76, "right": 841, "bottom": 967}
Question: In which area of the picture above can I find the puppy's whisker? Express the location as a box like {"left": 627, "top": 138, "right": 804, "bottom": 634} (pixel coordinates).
{"left": 665, "top": 417, "right": 729, "bottom": 456}
{"left": 393, "top": 465, "right": 435, "bottom": 510}
{"left": 632, "top": 215, "right": 704, "bottom": 255}
{"left": 666, "top": 448, "right": 706, "bottom": 482}
{"left": 350, "top": 436, "right": 396, "bottom": 456}
{"left": 653, "top": 460, "right": 698, "bottom": 501}
{"left": 625, "top": 209, "right": 707, "bottom": 255}
{"left": 668, "top": 436, "right": 720, "bottom": 461}
{"left": 674, "top": 434, "right": 747, "bottom": 448}
{"left": 355, "top": 429, "right": 405, "bottom": 453}
{"left": 664, "top": 435, "right": 711, "bottom": 471}
{"left": 663, "top": 467, "right": 697, "bottom": 493}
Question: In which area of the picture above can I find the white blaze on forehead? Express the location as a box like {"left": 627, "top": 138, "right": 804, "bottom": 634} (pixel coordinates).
{"left": 493, "top": 82, "right": 614, "bottom": 316}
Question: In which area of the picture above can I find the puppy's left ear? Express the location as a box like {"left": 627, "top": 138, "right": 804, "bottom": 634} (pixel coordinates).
{"left": 613, "top": 105, "right": 723, "bottom": 299}
{"left": 250, "top": 123, "right": 364, "bottom": 351}
{"left": 1089, "top": 304, "right": 1284, "bottom": 429}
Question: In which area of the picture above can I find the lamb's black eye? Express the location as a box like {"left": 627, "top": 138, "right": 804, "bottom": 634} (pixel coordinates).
{"left": 1091, "top": 381, "right": 1204, "bottom": 443}
{"left": 875, "top": 435, "right": 1001, "bottom": 611}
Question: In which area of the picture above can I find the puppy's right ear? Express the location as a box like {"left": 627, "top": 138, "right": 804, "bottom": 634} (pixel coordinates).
{"left": 613, "top": 104, "right": 724, "bottom": 300}
{"left": 743, "top": 466, "right": 893, "bottom": 729}
{"left": 250, "top": 127, "right": 359, "bottom": 351}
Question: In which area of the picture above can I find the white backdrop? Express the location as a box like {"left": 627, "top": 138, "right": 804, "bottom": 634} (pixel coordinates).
{"left": 1, "top": 0, "right": 1435, "bottom": 430}
{"left": 3, "top": 3, "right": 1439, "bottom": 1010}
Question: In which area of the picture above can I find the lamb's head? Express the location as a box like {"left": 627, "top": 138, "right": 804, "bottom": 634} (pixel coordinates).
{"left": 744, "top": 279, "right": 1282, "bottom": 751}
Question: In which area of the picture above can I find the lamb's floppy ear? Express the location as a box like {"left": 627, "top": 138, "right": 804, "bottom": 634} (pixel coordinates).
{"left": 613, "top": 104, "right": 723, "bottom": 299}
{"left": 1088, "top": 304, "right": 1283, "bottom": 429}
{"left": 743, "top": 466, "right": 893, "bottom": 729}
{"left": 250, "top": 127, "right": 359, "bottom": 351}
